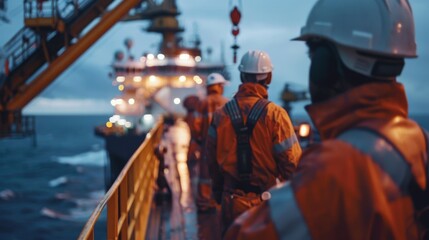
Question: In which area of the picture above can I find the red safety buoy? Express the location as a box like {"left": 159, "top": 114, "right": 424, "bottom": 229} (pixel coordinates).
{"left": 232, "top": 27, "right": 240, "bottom": 37}
{"left": 230, "top": 7, "right": 241, "bottom": 26}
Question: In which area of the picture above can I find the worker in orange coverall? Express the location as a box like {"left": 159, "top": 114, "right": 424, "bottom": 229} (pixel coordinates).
{"left": 205, "top": 50, "right": 302, "bottom": 234}
{"left": 225, "top": 0, "right": 429, "bottom": 239}
{"left": 183, "top": 95, "right": 201, "bottom": 180}
{"left": 196, "top": 73, "right": 229, "bottom": 213}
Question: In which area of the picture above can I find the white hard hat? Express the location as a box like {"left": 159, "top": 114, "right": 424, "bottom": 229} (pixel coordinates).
{"left": 206, "top": 73, "right": 227, "bottom": 86}
{"left": 238, "top": 50, "right": 274, "bottom": 74}
{"left": 294, "top": 0, "right": 417, "bottom": 77}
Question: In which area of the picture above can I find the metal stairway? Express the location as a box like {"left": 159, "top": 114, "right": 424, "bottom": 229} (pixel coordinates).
{"left": 0, "top": 0, "right": 141, "bottom": 137}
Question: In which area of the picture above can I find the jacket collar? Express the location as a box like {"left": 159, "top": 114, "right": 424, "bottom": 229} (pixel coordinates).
{"left": 235, "top": 83, "right": 268, "bottom": 99}
{"left": 306, "top": 82, "right": 408, "bottom": 140}
{"left": 207, "top": 84, "right": 224, "bottom": 95}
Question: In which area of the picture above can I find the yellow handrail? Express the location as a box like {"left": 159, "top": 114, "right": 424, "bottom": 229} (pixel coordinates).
{"left": 78, "top": 120, "right": 163, "bottom": 240}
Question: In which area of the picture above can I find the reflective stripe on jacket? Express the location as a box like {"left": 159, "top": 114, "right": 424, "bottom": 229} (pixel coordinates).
{"left": 225, "top": 82, "right": 427, "bottom": 240}
{"left": 206, "top": 83, "right": 302, "bottom": 195}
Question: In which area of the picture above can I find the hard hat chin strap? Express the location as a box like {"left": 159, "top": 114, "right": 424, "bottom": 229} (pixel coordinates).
{"left": 240, "top": 72, "right": 272, "bottom": 86}
{"left": 308, "top": 40, "right": 399, "bottom": 104}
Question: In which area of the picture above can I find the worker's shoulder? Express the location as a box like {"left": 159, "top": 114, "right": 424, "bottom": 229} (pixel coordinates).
{"left": 299, "top": 139, "right": 371, "bottom": 173}
{"left": 264, "top": 101, "right": 291, "bottom": 121}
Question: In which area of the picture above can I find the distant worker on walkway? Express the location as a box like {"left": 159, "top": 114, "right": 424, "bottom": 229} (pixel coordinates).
{"left": 226, "top": 0, "right": 429, "bottom": 239}
{"left": 196, "top": 73, "right": 229, "bottom": 212}
{"left": 183, "top": 95, "right": 201, "bottom": 180}
{"left": 206, "top": 50, "right": 302, "bottom": 234}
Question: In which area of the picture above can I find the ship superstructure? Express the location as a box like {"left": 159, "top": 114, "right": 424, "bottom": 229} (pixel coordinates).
{"left": 95, "top": 0, "right": 229, "bottom": 187}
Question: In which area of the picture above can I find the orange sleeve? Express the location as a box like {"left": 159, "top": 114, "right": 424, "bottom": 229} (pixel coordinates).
{"left": 193, "top": 101, "right": 205, "bottom": 142}
{"left": 225, "top": 201, "right": 280, "bottom": 240}
{"left": 271, "top": 108, "right": 302, "bottom": 180}
{"left": 206, "top": 111, "right": 223, "bottom": 203}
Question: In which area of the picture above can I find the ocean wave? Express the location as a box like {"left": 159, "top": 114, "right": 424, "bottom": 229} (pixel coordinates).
{"left": 49, "top": 176, "right": 68, "bottom": 187}
{"left": 56, "top": 150, "right": 107, "bottom": 167}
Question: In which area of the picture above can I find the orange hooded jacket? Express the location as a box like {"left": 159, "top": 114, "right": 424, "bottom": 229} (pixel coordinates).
{"left": 194, "top": 84, "right": 229, "bottom": 143}
{"left": 225, "top": 82, "right": 428, "bottom": 240}
{"left": 206, "top": 83, "right": 302, "bottom": 200}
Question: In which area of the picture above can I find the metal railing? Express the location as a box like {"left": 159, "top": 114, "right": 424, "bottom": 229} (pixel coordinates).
{"left": 78, "top": 120, "right": 163, "bottom": 240}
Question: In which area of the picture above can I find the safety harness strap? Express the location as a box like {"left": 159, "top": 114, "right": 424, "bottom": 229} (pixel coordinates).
{"left": 224, "top": 98, "right": 271, "bottom": 182}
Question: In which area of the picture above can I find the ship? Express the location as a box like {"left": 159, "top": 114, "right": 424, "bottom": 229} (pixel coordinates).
{"left": 94, "top": 0, "right": 229, "bottom": 188}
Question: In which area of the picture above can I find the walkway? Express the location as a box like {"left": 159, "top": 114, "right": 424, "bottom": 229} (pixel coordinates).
{"left": 146, "top": 120, "right": 222, "bottom": 240}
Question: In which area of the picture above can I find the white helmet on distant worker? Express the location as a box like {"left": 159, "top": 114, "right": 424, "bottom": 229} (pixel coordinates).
{"left": 294, "top": 0, "right": 417, "bottom": 77}
{"left": 206, "top": 73, "right": 227, "bottom": 86}
{"left": 239, "top": 50, "right": 273, "bottom": 81}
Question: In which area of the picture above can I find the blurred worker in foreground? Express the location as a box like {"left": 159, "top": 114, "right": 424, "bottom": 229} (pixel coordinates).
{"left": 206, "top": 50, "right": 302, "bottom": 234}
{"left": 226, "top": 0, "right": 429, "bottom": 239}
{"left": 183, "top": 95, "right": 201, "bottom": 180}
{"left": 196, "top": 73, "right": 229, "bottom": 212}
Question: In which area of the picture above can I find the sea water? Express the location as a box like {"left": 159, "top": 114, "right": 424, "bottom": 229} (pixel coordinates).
{"left": 0, "top": 115, "right": 109, "bottom": 240}
{"left": 0, "top": 115, "right": 428, "bottom": 240}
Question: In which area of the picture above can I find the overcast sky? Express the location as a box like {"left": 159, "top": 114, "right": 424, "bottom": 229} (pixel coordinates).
{"left": 0, "top": 0, "right": 428, "bottom": 115}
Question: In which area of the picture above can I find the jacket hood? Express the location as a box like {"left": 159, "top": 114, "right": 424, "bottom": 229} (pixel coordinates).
{"left": 306, "top": 82, "right": 408, "bottom": 140}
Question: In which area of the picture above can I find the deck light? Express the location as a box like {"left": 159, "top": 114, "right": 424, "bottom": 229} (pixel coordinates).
{"left": 179, "top": 53, "right": 190, "bottom": 60}
{"left": 298, "top": 122, "right": 311, "bottom": 139}
{"left": 116, "top": 76, "right": 125, "bottom": 83}
{"left": 157, "top": 54, "right": 165, "bottom": 60}
{"left": 149, "top": 75, "right": 157, "bottom": 82}
{"left": 174, "top": 98, "right": 181, "bottom": 105}
{"left": 106, "top": 122, "right": 113, "bottom": 128}
{"left": 147, "top": 54, "right": 155, "bottom": 60}
{"left": 179, "top": 76, "right": 186, "bottom": 82}
{"left": 195, "top": 56, "right": 202, "bottom": 62}
{"left": 118, "top": 84, "right": 125, "bottom": 91}
{"left": 128, "top": 98, "right": 135, "bottom": 105}
{"left": 133, "top": 76, "right": 142, "bottom": 82}
{"left": 193, "top": 76, "right": 203, "bottom": 84}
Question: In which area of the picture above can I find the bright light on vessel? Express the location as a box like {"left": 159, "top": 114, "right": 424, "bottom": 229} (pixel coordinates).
{"left": 149, "top": 75, "right": 157, "bottom": 83}
{"left": 106, "top": 121, "right": 113, "bottom": 128}
{"left": 174, "top": 98, "right": 181, "bottom": 105}
{"left": 193, "top": 75, "right": 203, "bottom": 84}
{"left": 118, "top": 84, "right": 125, "bottom": 91}
{"left": 299, "top": 123, "right": 311, "bottom": 139}
{"left": 143, "top": 114, "right": 153, "bottom": 121}
{"left": 116, "top": 76, "right": 125, "bottom": 83}
{"left": 179, "top": 76, "right": 186, "bottom": 82}
{"left": 133, "top": 76, "right": 142, "bottom": 82}
{"left": 157, "top": 54, "right": 165, "bottom": 60}
{"left": 147, "top": 54, "right": 155, "bottom": 60}
{"left": 125, "top": 122, "right": 132, "bottom": 128}
{"left": 118, "top": 119, "right": 126, "bottom": 126}
{"left": 111, "top": 99, "right": 125, "bottom": 106}
{"left": 109, "top": 115, "right": 120, "bottom": 122}
{"left": 179, "top": 53, "right": 190, "bottom": 60}
{"left": 128, "top": 98, "right": 135, "bottom": 105}
{"left": 195, "top": 56, "right": 202, "bottom": 62}
{"left": 143, "top": 114, "right": 154, "bottom": 125}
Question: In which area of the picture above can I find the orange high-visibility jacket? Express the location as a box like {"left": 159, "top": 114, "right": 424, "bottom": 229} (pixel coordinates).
{"left": 195, "top": 84, "right": 229, "bottom": 142}
{"left": 225, "top": 82, "right": 428, "bottom": 240}
{"left": 206, "top": 83, "right": 302, "bottom": 196}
